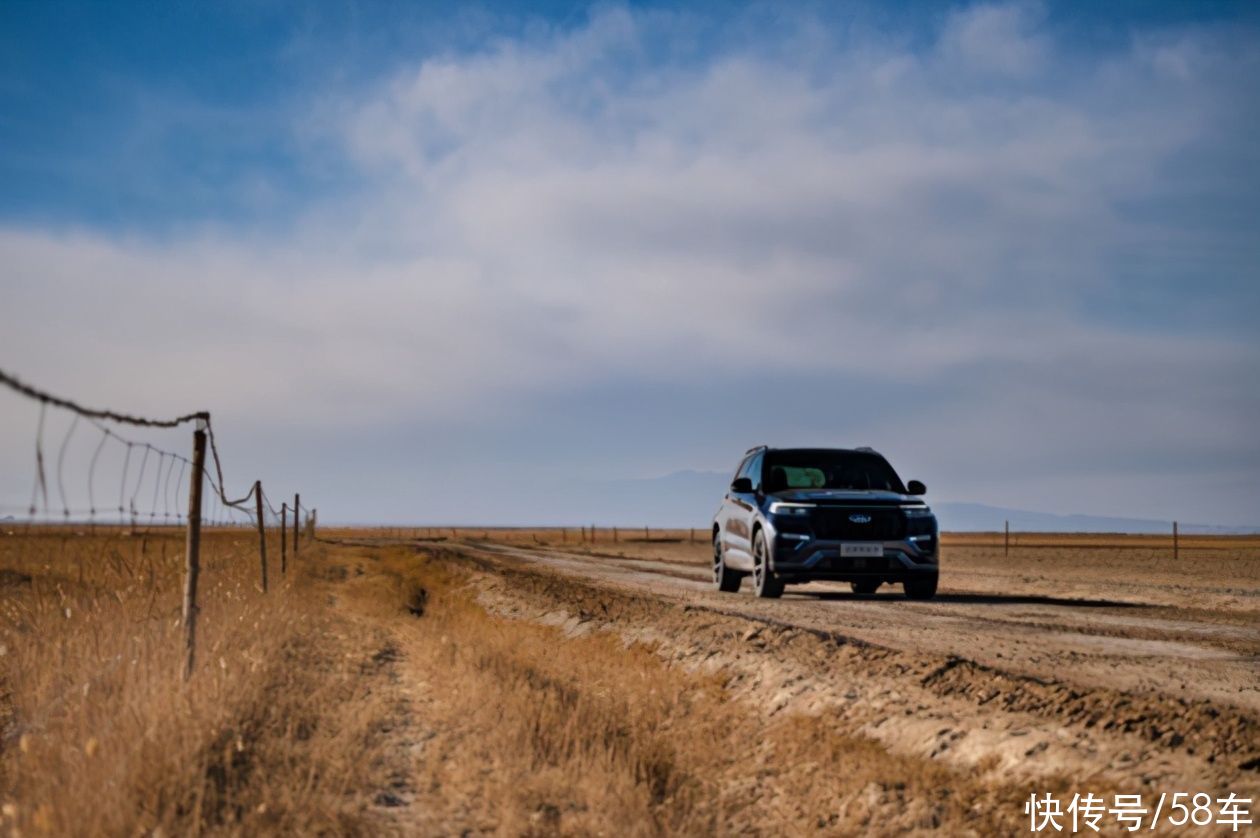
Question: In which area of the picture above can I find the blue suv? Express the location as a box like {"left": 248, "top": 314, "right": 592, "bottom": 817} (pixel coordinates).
{"left": 712, "top": 446, "right": 938, "bottom": 599}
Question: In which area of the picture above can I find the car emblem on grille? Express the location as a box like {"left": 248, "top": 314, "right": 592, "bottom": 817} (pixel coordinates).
{"left": 849, "top": 514, "right": 872, "bottom": 524}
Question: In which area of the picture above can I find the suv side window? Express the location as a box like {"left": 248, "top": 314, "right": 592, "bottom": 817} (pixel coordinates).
{"left": 732, "top": 456, "right": 752, "bottom": 486}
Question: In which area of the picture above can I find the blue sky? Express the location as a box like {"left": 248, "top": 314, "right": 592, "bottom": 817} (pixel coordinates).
{"left": 1, "top": 1, "right": 1258, "bottom": 525}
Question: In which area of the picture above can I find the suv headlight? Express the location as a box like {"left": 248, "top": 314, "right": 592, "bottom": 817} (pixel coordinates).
{"left": 769, "top": 502, "right": 815, "bottom": 517}
{"left": 904, "top": 506, "right": 936, "bottom": 536}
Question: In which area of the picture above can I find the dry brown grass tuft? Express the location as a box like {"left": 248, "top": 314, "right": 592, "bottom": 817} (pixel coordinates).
{"left": 0, "top": 529, "right": 396, "bottom": 836}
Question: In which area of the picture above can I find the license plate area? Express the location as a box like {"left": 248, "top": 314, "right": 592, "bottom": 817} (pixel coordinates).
{"left": 840, "top": 542, "right": 884, "bottom": 559}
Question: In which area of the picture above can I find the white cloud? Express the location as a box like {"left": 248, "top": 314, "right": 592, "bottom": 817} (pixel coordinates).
{"left": 938, "top": 1, "right": 1049, "bottom": 77}
{"left": 1, "top": 4, "right": 1256, "bottom": 521}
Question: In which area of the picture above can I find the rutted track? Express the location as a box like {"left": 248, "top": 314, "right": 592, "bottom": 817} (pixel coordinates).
{"left": 437, "top": 537, "right": 1260, "bottom": 796}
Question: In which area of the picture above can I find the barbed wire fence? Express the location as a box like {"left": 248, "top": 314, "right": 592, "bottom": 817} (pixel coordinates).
{"left": 0, "top": 366, "right": 317, "bottom": 679}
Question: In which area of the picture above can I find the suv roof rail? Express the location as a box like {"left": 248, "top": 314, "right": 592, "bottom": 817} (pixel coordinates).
{"left": 743, "top": 444, "right": 769, "bottom": 455}
{"left": 855, "top": 446, "right": 879, "bottom": 453}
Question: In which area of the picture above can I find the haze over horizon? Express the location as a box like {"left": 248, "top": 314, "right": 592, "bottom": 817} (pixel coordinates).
{"left": 2, "top": 1, "right": 1258, "bottom": 527}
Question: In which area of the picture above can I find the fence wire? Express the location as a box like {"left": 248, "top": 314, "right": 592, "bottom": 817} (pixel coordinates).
{"left": 0, "top": 366, "right": 310, "bottom": 530}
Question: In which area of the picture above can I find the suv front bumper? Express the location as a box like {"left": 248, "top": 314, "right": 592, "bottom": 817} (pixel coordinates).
{"left": 770, "top": 531, "right": 938, "bottom": 584}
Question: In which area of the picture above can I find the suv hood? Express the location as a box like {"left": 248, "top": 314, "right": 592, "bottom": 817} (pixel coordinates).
{"left": 769, "top": 489, "right": 922, "bottom": 506}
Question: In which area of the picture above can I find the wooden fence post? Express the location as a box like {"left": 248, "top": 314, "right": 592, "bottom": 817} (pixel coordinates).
{"left": 613, "top": 526, "right": 618, "bottom": 543}
{"left": 254, "top": 480, "right": 267, "bottom": 593}
{"left": 1004, "top": 520, "right": 1009, "bottom": 557}
{"left": 644, "top": 525, "right": 649, "bottom": 541}
{"left": 1173, "top": 521, "right": 1179, "bottom": 560}
{"left": 690, "top": 527, "right": 695, "bottom": 544}
{"left": 181, "top": 420, "right": 207, "bottom": 681}
{"left": 293, "top": 493, "right": 300, "bottom": 558}
{"left": 280, "top": 501, "right": 287, "bottom": 575}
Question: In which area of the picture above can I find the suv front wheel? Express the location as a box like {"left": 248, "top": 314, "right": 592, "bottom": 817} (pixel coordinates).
{"left": 751, "top": 530, "right": 784, "bottom": 599}
{"left": 904, "top": 573, "right": 938, "bottom": 600}
{"left": 713, "top": 535, "right": 742, "bottom": 593}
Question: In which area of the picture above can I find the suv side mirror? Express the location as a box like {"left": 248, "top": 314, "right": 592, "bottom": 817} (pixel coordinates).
{"left": 907, "top": 480, "right": 926, "bottom": 495}
{"left": 730, "top": 477, "right": 753, "bottom": 494}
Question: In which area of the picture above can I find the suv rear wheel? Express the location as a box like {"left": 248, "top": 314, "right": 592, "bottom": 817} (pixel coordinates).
{"left": 751, "top": 530, "right": 784, "bottom": 599}
{"left": 713, "top": 535, "right": 742, "bottom": 593}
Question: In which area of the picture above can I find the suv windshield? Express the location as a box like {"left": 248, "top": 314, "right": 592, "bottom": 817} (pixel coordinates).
{"left": 763, "top": 450, "right": 907, "bottom": 494}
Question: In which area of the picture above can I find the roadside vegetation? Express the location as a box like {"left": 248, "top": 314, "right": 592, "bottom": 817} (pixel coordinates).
{"left": 12, "top": 527, "right": 1240, "bottom": 834}
{"left": 0, "top": 529, "right": 395, "bottom": 836}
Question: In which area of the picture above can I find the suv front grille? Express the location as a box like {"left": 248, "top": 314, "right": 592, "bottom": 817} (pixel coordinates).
{"left": 812, "top": 508, "right": 905, "bottom": 540}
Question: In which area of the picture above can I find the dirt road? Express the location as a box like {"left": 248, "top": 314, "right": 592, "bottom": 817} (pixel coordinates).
{"left": 460, "top": 536, "right": 1260, "bottom": 709}
{"left": 430, "top": 534, "right": 1260, "bottom": 803}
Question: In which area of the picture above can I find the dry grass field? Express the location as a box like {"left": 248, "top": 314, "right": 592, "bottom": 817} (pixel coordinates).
{"left": 1, "top": 526, "right": 1257, "bottom": 835}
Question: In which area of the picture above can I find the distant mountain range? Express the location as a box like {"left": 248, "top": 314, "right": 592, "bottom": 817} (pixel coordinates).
{"left": 928, "top": 502, "right": 1259, "bottom": 535}
{"left": 585, "top": 470, "right": 1259, "bottom": 534}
